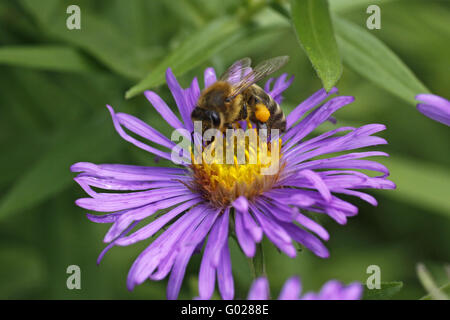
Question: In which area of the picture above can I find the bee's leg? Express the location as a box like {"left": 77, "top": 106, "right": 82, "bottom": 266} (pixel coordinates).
{"left": 259, "top": 122, "right": 268, "bottom": 129}
{"left": 256, "top": 121, "right": 267, "bottom": 131}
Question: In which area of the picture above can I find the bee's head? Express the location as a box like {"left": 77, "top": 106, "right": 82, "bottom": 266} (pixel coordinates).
{"left": 191, "top": 107, "right": 221, "bottom": 133}
{"left": 192, "top": 82, "right": 234, "bottom": 133}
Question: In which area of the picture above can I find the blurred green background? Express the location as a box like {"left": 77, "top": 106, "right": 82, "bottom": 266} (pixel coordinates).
{"left": 0, "top": 0, "right": 449, "bottom": 299}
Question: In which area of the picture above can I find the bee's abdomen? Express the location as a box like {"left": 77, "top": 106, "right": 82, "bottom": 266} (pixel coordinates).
{"left": 247, "top": 85, "right": 286, "bottom": 132}
{"left": 266, "top": 96, "right": 286, "bottom": 132}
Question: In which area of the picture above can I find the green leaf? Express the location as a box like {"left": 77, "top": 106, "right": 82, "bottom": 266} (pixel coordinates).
{"left": 161, "top": 0, "right": 207, "bottom": 28}
{"left": 0, "top": 115, "right": 121, "bottom": 220}
{"left": 333, "top": 16, "right": 429, "bottom": 104}
{"left": 0, "top": 45, "right": 96, "bottom": 73}
{"left": 20, "top": 0, "right": 146, "bottom": 79}
{"left": 126, "top": 17, "right": 248, "bottom": 98}
{"left": 290, "top": 0, "right": 343, "bottom": 91}
{"left": 329, "top": 0, "right": 396, "bottom": 12}
{"left": 363, "top": 281, "right": 403, "bottom": 300}
{"left": 417, "top": 263, "right": 449, "bottom": 300}
{"left": 0, "top": 246, "right": 46, "bottom": 298}
{"left": 379, "top": 156, "right": 450, "bottom": 218}
{"left": 421, "top": 283, "right": 450, "bottom": 300}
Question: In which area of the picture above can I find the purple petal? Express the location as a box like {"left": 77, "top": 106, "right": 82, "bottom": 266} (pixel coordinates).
{"left": 283, "top": 126, "right": 355, "bottom": 159}
{"left": 86, "top": 212, "right": 122, "bottom": 224}
{"left": 97, "top": 221, "right": 139, "bottom": 264}
{"left": 284, "top": 96, "right": 355, "bottom": 150}
{"left": 416, "top": 93, "right": 450, "bottom": 126}
{"left": 263, "top": 73, "right": 295, "bottom": 104}
{"left": 301, "top": 280, "right": 362, "bottom": 300}
{"left": 217, "top": 241, "right": 234, "bottom": 300}
{"left": 232, "top": 196, "right": 249, "bottom": 213}
{"left": 107, "top": 105, "right": 172, "bottom": 160}
{"left": 264, "top": 78, "right": 274, "bottom": 92}
{"left": 198, "top": 208, "right": 230, "bottom": 299}
{"left": 234, "top": 210, "right": 256, "bottom": 257}
{"left": 339, "top": 282, "right": 363, "bottom": 300}
{"left": 166, "top": 208, "right": 220, "bottom": 299}
{"left": 144, "top": 91, "right": 185, "bottom": 129}
{"left": 103, "top": 193, "right": 198, "bottom": 243}
{"left": 278, "top": 276, "right": 302, "bottom": 300}
{"left": 269, "top": 73, "right": 294, "bottom": 104}
{"left": 326, "top": 208, "right": 348, "bottom": 224}
{"left": 187, "top": 77, "right": 200, "bottom": 109}
{"left": 127, "top": 205, "right": 207, "bottom": 290}
{"left": 198, "top": 245, "right": 217, "bottom": 300}
{"left": 316, "top": 280, "right": 343, "bottom": 299}
{"left": 255, "top": 199, "right": 295, "bottom": 223}
{"left": 71, "top": 162, "right": 188, "bottom": 181}
{"left": 166, "top": 68, "right": 193, "bottom": 132}
{"left": 114, "top": 197, "right": 202, "bottom": 246}
{"left": 247, "top": 277, "right": 269, "bottom": 300}
{"left": 75, "top": 175, "right": 176, "bottom": 192}
{"left": 76, "top": 187, "right": 190, "bottom": 212}
{"left": 281, "top": 222, "right": 329, "bottom": 258}
{"left": 283, "top": 124, "right": 387, "bottom": 163}
{"left": 286, "top": 87, "right": 338, "bottom": 129}
{"left": 116, "top": 112, "right": 175, "bottom": 149}
{"left": 240, "top": 204, "right": 263, "bottom": 243}
{"left": 250, "top": 204, "right": 297, "bottom": 258}
{"left": 204, "top": 67, "right": 217, "bottom": 88}
{"left": 294, "top": 210, "right": 329, "bottom": 241}
{"left": 297, "top": 169, "right": 332, "bottom": 202}
{"left": 333, "top": 188, "right": 378, "bottom": 206}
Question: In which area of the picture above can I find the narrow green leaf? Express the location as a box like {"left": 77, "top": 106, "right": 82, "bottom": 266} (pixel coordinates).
{"left": 0, "top": 115, "right": 121, "bottom": 220}
{"left": 161, "top": 0, "right": 207, "bottom": 28}
{"left": 329, "top": 0, "right": 396, "bottom": 12}
{"left": 363, "top": 281, "right": 403, "bottom": 300}
{"left": 20, "top": 0, "right": 145, "bottom": 79}
{"left": 290, "top": 0, "right": 343, "bottom": 91}
{"left": 421, "top": 283, "right": 450, "bottom": 300}
{"left": 417, "top": 263, "right": 449, "bottom": 300}
{"left": 333, "top": 16, "right": 429, "bottom": 104}
{"left": 126, "top": 17, "right": 247, "bottom": 98}
{"left": 0, "top": 45, "right": 96, "bottom": 73}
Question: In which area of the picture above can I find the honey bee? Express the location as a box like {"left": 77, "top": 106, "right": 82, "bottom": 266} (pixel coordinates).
{"left": 191, "top": 56, "right": 289, "bottom": 135}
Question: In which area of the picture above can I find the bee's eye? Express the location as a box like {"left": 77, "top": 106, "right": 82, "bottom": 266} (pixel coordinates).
{"left": 224, "top": 97, "right": 231, "bottom": 103}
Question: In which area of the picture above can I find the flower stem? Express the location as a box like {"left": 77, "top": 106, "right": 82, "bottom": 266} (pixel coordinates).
{"left": 248, "top": 242, "right": 266, "bottom": 280}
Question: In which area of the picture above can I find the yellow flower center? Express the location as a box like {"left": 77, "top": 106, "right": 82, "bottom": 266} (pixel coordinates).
{"left": 188, "top": 126, "right": 284, "bottom": 208}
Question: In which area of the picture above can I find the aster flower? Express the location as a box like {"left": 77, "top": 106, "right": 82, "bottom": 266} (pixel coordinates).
{"left": 415, "top": 93, "right": 450, "bottom": 126}
{"left": 71, "top": 64, "right": 395, "bottom": 300}
{"left": 247, "top": 276, "right": 362, "bottom": 300}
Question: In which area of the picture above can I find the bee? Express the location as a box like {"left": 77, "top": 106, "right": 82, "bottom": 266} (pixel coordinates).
{"left": 191, "top": 56, "right": 289, "bottom": 135}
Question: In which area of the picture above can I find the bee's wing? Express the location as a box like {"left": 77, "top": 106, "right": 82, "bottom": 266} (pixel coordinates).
{"left": 219, "top": 57, "right": 253, "bottom": 85}
{"left": 229, "top": 56, "right": 289, "bottom": 98}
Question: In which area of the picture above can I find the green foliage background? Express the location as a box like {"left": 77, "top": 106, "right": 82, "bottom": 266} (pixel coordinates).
{"left": 0, "top": 0, "right": 449, "bottom": 299}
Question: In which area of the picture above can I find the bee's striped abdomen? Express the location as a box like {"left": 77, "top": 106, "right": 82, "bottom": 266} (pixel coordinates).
{"left": 266, "top": 94, "right": 286, "bottom": 132}
{"left": 248, "top": 85, "right": 286, "bottom": 133}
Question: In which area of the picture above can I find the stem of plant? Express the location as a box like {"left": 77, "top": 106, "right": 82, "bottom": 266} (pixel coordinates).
{"left": 248, "top": 242, "right": 267, "bottom": 280}
{"left": 417, "top": 263, "right": 448, "bottom": 300}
